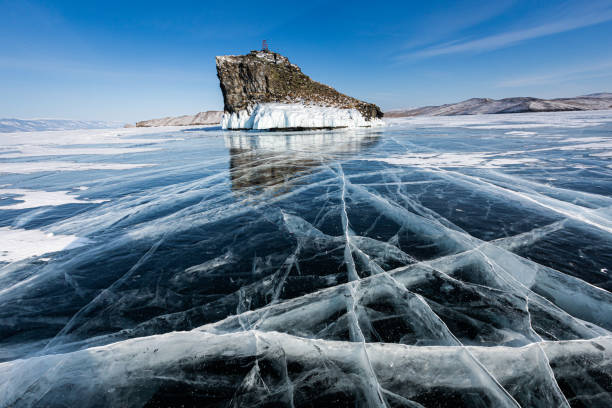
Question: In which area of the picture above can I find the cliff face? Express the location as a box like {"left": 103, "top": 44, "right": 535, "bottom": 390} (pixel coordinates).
{"left": 215, "top": 50, "right": 383, "bottom": 121}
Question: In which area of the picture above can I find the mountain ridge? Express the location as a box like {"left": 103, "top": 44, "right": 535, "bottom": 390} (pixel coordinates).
{"left": 386, "top": 94, "right": 612, "bottom": 117}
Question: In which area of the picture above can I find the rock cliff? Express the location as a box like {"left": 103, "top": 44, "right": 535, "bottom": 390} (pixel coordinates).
{"left": 216, "top": 50, "right": 383, "bottom": 129}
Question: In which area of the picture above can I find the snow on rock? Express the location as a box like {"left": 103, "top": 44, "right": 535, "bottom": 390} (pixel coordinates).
{"left": 221, "top": 103, "right": 384, "bottom": 130}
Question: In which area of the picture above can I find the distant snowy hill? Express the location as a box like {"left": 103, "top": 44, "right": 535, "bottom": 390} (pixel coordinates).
{"left": 386, "top": 94, "right": 612, "bottom": 117}
{"left": 134, "top": 111, "right": 223, "bottom": 127}
{"left": 582, "top": 92, "right": 612, "bottom": 99}
{"left": 0, "top": 119, "right": 123, "bottom": 133}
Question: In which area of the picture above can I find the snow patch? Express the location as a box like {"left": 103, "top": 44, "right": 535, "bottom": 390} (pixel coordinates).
{"left": 0, "top": 227, "right": 92, "bottom": 263}
{"left": 0, "top": 188, "right": 107, "bottom": 210}
{"left": 371, "top": 152, "right": 539, "bottom": 168}
{"left": 0, "top": 161, "right": 154, "bottom": 174}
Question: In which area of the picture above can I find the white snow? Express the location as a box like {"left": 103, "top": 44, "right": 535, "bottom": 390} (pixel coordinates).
{"left": 0, "top": 227, "right": 92, "bottom": 263}
{"left": 0, "top": 161, "right": 154, "bottom": 174}
{"left": 221, "top": 103, "right": 384, "bottom": 130}
{"left": 0, "top": 188, "right": 107, "bottom": 210}
{"left": 371, "top": 152, "right": 539, "bottom": 168}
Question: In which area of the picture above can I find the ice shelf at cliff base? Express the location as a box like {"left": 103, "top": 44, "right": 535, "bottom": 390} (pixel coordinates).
{"left": 221, "top": 103, "right": 384, "bottom": 130}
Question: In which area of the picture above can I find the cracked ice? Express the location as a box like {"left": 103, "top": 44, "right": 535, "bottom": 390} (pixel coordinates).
{"left": 1, "top": 111, "right": 612, "bottom": 407}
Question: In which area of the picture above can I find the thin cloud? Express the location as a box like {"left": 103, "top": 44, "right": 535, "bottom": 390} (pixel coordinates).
{"left": 497, "top": 61, "right": 612, "bottom": 87}
{"left": 401, "top": 4, "right": 612, "bottom": 60}
{"left": 400, "top": 0, "right": 517, "bottom": 50}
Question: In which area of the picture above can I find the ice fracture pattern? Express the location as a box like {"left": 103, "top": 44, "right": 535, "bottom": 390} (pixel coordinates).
{"left": 1, "top": 111, "right": 611, "bottom": 407}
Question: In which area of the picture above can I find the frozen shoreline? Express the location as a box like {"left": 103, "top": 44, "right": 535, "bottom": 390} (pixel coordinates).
{"left": 222, "top": 103, "right": 385, "bottom": 130}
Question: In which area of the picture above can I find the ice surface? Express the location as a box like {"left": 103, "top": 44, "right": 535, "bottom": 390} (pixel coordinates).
{"left": 0, "top": 111, "right": 611, "bottom": 407}
{"left": 222, "top": 103, "right": 384, "bottom": 130}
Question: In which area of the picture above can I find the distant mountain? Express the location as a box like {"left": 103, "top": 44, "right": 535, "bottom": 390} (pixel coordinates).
{"left": 581, "top": 92, "right": 612, "bottom": 98}
{"left": 385, "top": 94, "right": 612, "bottom": 117}
{"left": 0, "top": 118, "right": 122, "bottom": 133}
{"left": 133, "top": 111, "right": 223, "bottom": 127}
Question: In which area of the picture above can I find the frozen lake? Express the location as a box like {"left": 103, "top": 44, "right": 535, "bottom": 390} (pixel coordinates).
{"left": 1, "top": 111, "right": 612, "bottom": 407}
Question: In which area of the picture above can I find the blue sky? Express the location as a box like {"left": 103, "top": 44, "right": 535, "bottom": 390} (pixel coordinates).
{"left": 1, "top": 0, "right": 611, "bottom": 122}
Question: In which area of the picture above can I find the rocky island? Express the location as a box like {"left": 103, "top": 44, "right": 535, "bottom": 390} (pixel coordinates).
{"left": 216, "top": 50, "right": 383, "bottom": 130}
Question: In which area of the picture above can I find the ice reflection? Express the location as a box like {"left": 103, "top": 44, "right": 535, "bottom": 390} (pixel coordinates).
{"left": 225, "top": 130, "right": 381, "bottom": 196}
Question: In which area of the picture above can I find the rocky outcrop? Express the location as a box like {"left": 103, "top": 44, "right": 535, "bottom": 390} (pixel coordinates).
{"left": 386, "top": 94, "right": 612, "bottom": 117}
{"left": 215, "top": 50, "right": 383, "bottom": 129}
{"left": 134, "top": 111, "right": 223, "bottom": 127}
